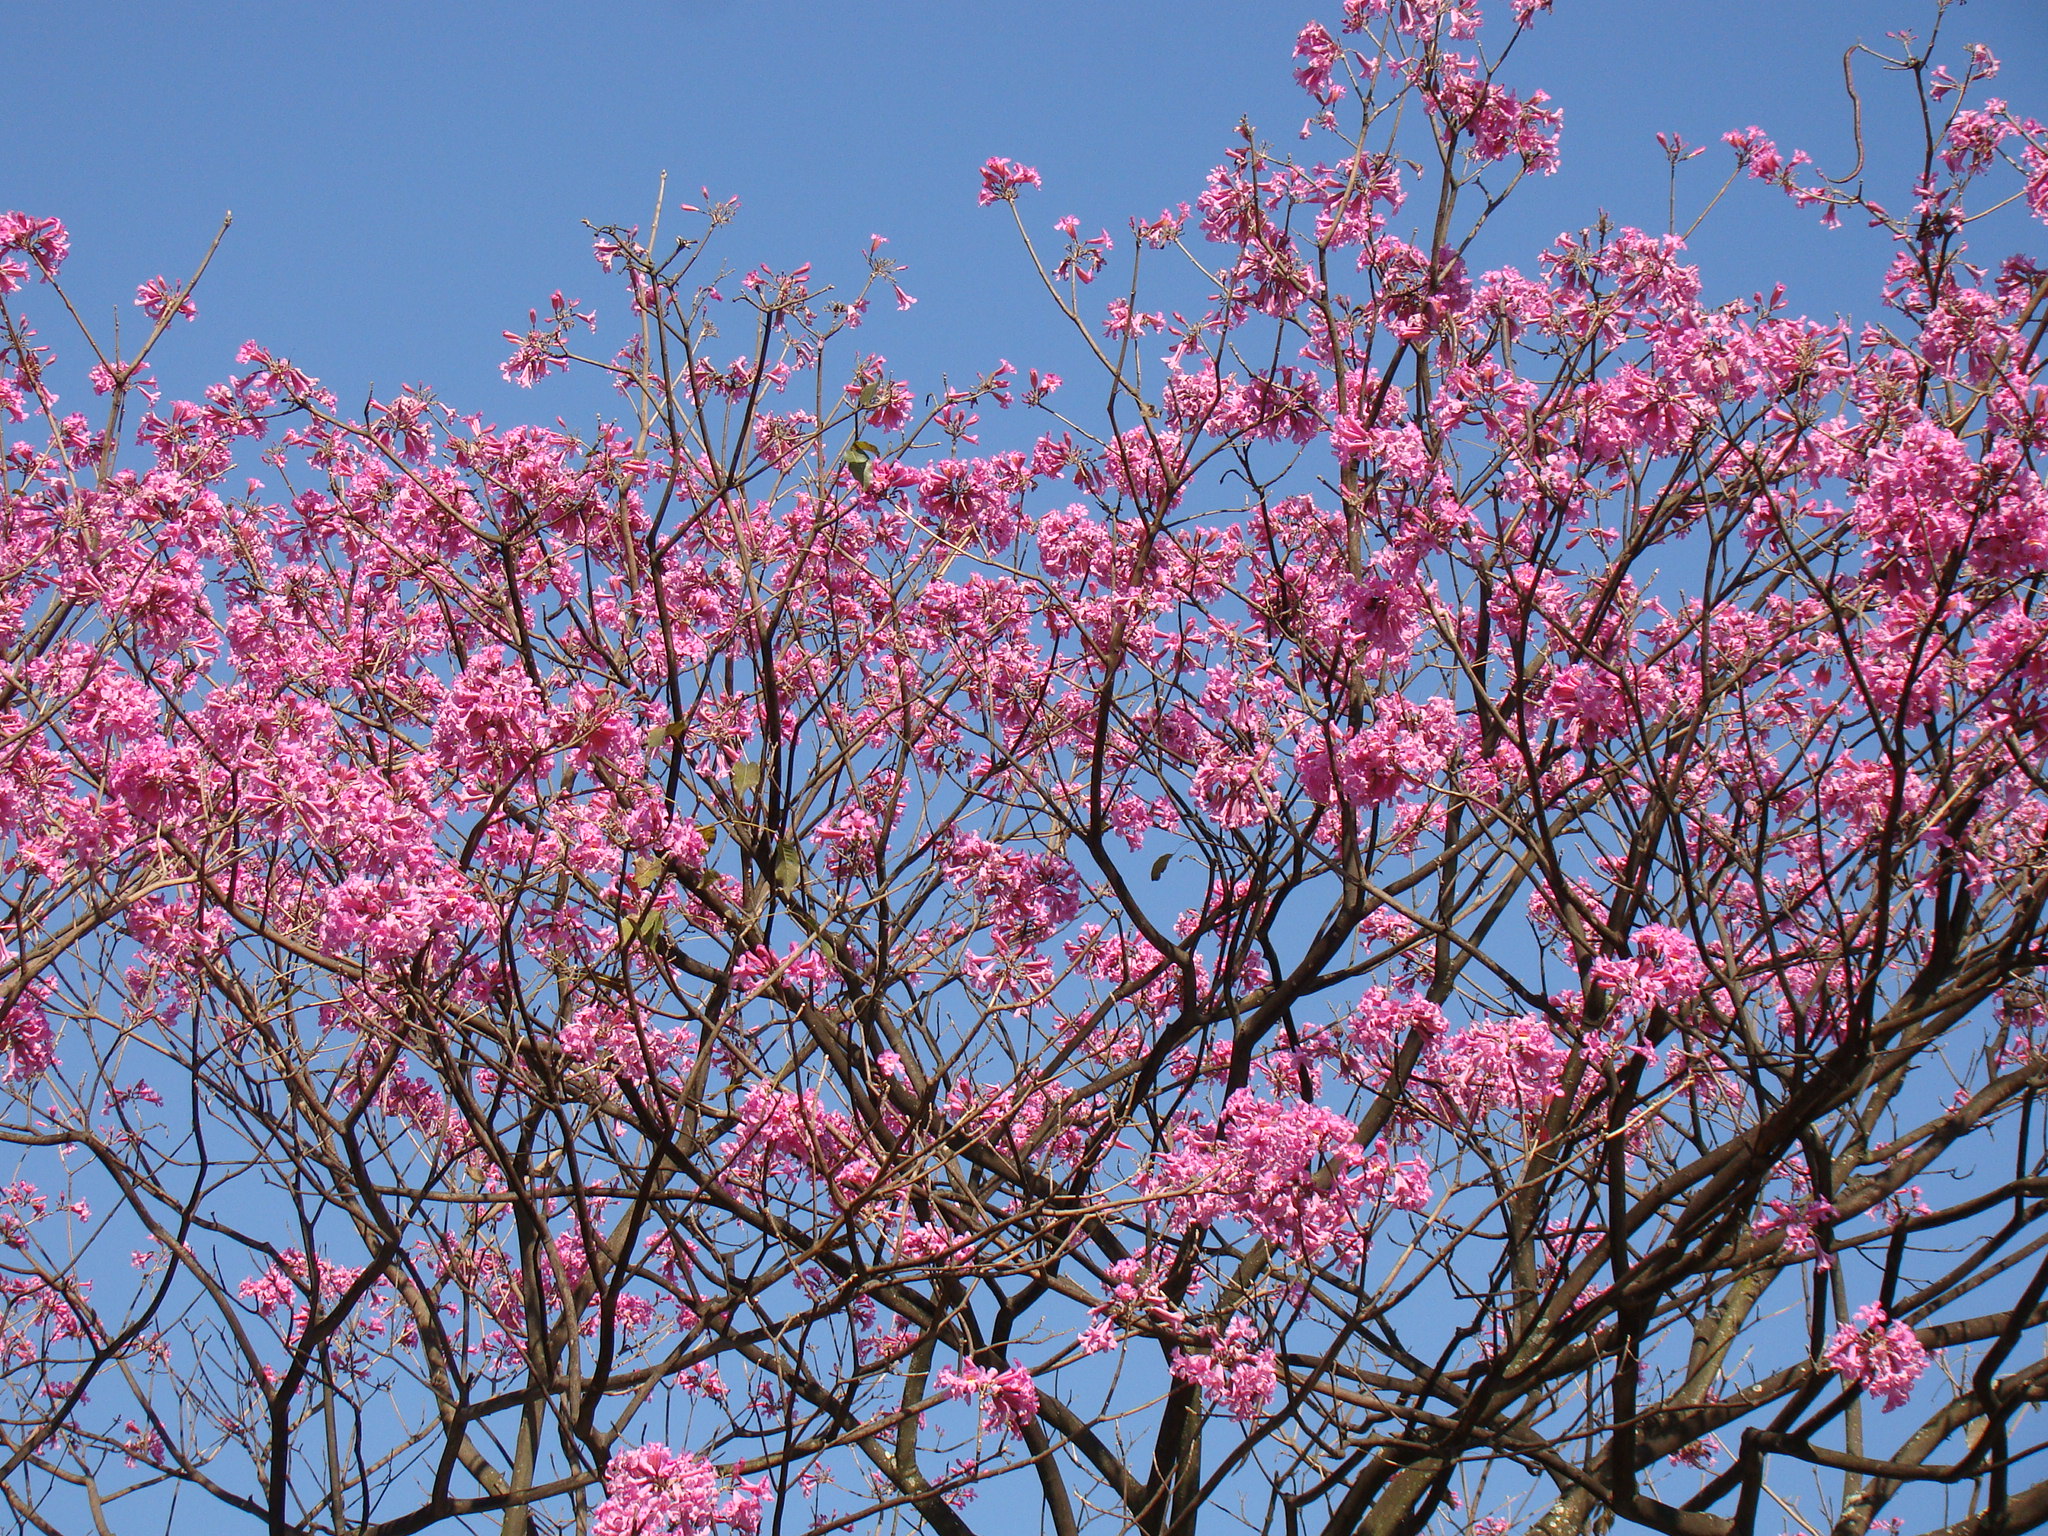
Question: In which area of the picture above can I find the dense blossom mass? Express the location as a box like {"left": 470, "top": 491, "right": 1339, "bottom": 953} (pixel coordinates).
{"left": 2, "top": 3, "right": 2048, "bottom": 1536}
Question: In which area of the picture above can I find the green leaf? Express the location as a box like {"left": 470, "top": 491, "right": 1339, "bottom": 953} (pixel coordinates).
{"left": 618, "top": 900, "right": 667, "bottom": 947}
{"left": 843, "top": 439, "right": 879, "bottom": 493}
{"left": 631, "top": 856, "right": 665, "bottom": 891}
{"left": 731, "top": 760, "right": 762, "bottom": 792}
{"left": 1150, "top": 854, "right": 1172, "bottom": 882}
{"left": 774, "top": 844, "right": 803, "bottom": 890}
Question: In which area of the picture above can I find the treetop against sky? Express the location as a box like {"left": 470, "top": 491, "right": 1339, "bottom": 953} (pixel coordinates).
{"left": 2, "top": 3, "right": 2048, "bottom": 1536}
{"left": 6, "top": 0, "right": 2043, "bottom": 421}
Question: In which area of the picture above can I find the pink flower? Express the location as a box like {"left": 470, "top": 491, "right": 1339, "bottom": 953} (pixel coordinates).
{"left": 1723, "top": 126, "right": 1784, "bottom": 180}
{"left": 1130, "top": 204, "right": 1189, "bottom": 248}
{"left": 1293, "top": 21, "right": 1344, "bottom": 101}
{"left": 0, "top": 212, "right": 69, "bottom": 277}
{"left": 1823, "top": 1304, "right": 1930, "bottom": 1412}
{"left": 1294, "top": 695, "right": 1456, "bottom": 808}
{"left": 1168, "top": 1317, "right": 1279, "bottom": 1420}
{"left": 134, "top": 276, "right": 197, "bottom": 323}
{"left": 433, "top": 648, "right": 551, "bottom": 786}
{"left": 498, "top": 291, "right": 594, "bottom": 387}
{"left": 1190, "top": 748, "right": 1275, "bottom": 829}
{"left": 2025, "top": 141, "right": 2048, "bottom": 223}
{"left": 559, "top": 1004, "right": 689, "bottom": 1081}
{"left": 1077, "top": 1316, "right": 1119, "bottom": 1354}
{"left": 0, "top": 1002, "right": 55, "bottom": 1081}
{"left": 237, "top": 1249, "right": 370, "bottom": 1342}
{"left": 1101, "top": 424, "right": 1186, "bottom": 506}
{"left": 592, "top": 1444, "right": 723, "bottom": 1536}
{"left": 936, "top": 1361, "right": 1039, "bottom": 1437}
{"left": 1752, "top": 1197, "right": 1838, "bottom": 1265}
{"left": 1590, "top": 925, "right": 1710, "bottom": 1015}
{"left": 977, "top": 157, "right": 1043, "bottom": 206}
{"left": 983, "top": 1365, "right": 1038, "bottom": 1434}
{"left": 1425, "top": 1015, "right": 1567, "bottom": 1123}
{"left": 1142, "top": 1091, "right": 1372, "bottom": 1263}
{"left": 1053, "top": 222, "right": 1113, "bottom": 285}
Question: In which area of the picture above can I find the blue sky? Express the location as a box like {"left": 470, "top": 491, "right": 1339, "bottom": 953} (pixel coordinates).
{"left": 9, "top": 0, "right": 2047, "bottom": 427}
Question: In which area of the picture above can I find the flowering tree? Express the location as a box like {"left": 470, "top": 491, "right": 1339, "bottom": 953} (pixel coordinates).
{"left": 3, "top": 3, "right": 2048, "bottom": 1535}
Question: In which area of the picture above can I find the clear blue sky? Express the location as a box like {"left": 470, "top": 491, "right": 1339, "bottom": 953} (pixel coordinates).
{"left": 9, "top": 1, "right": 2047, "bottom": 426}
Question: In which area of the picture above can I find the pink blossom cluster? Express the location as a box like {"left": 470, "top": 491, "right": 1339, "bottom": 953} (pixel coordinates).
{"left": 977, "top": 158, "right": 1043, "bottom": 206}
{"left": 1823, "top": 1304, "right": 1931, "bottom": 1412}
{"left": 1422, "top": 1014, "right": 1568, "bottom": 1126}
{"left": 721, "top": 1083, "right": 876, "bottom": 1198}
{"left": 1079, "top": 1248, "right": 1190, "bottom": 1353}
{"left": 1143, "top": 1091, "right": 1376, "bottom": 1263}
{"left": 1751, "top": 1197, "right": 1838, "bottom": 1267}
{"left": 936, "top": 1360, "right": 1039, "bottom": 1437}
{"left": 1169, "top": 1317, "right": 1280, "bottom": 1420}
{"left": 939, "top": 832, "right": 1081, "bottom": 954}
{"left": 1587, "top": 926, "right": 1709, "bottom": 1016}
{"left": 1294, "top": 695, "right": 1463, "bottom": 808}
{"left": 591, "top": 1445, "right": 767, "bottom": 1536}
